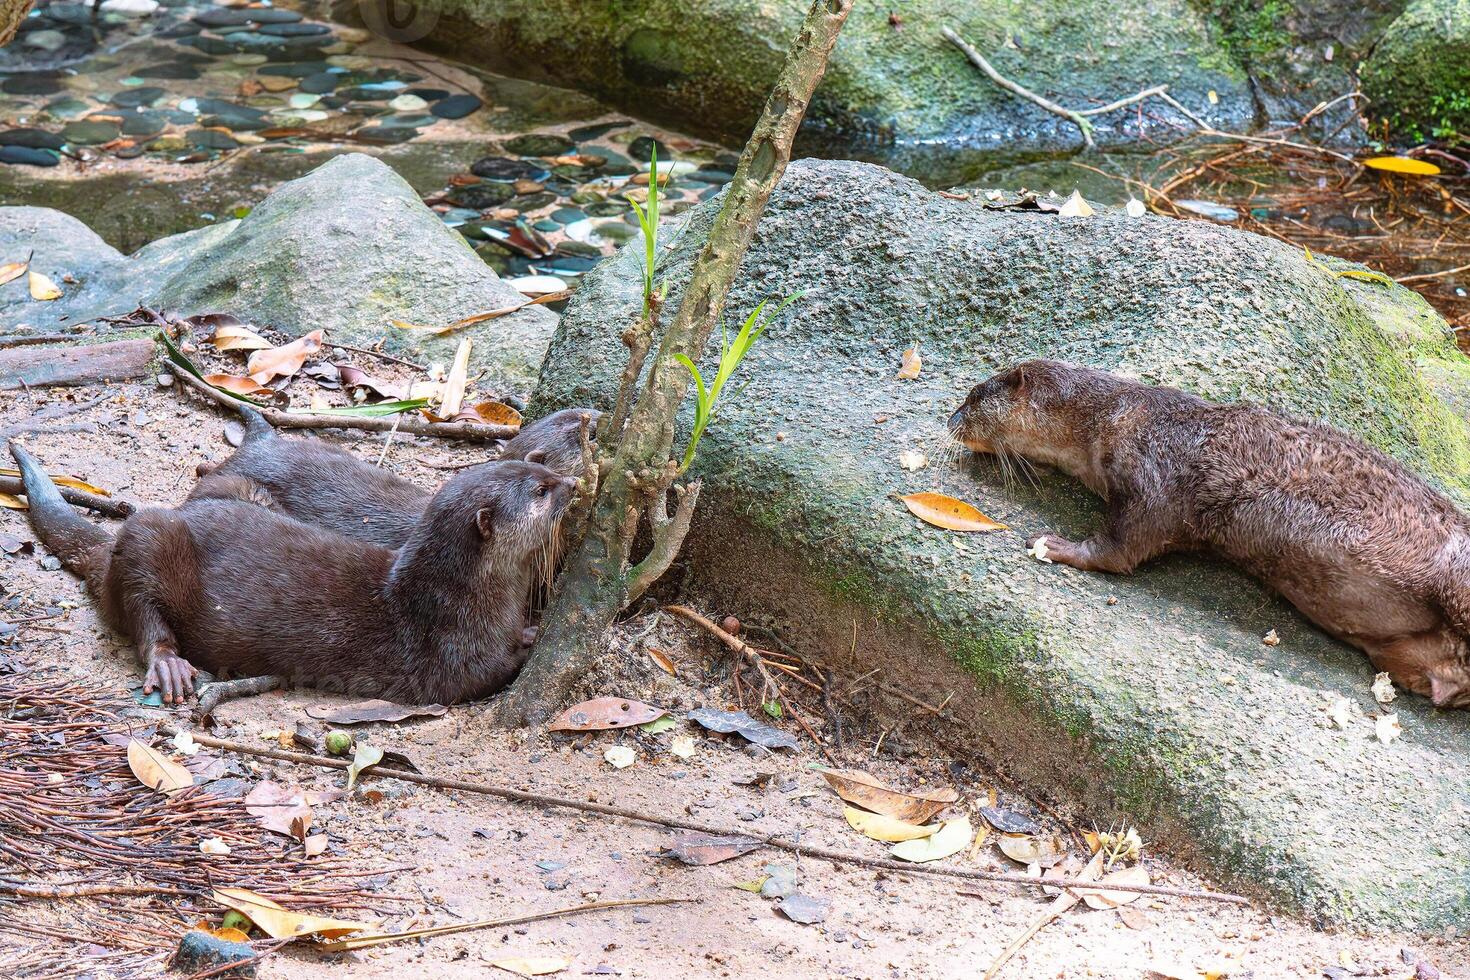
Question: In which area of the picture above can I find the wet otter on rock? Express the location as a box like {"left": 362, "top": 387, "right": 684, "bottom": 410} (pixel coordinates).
{"left": 11, "top": 441, "right": 574, "bottom": 705}
{"left": 948, "top": 359, "right": 1470, "bottom": 708}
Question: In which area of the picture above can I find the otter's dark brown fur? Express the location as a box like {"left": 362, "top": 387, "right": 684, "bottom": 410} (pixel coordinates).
{"left": 949, "top": 359, "right": 1470, "bottom": 708}
{"left": 12, "top": 441, "right": 574, "bottom": 704}
{"left": 189, "top": 405, "right": 597, "bottom": 550}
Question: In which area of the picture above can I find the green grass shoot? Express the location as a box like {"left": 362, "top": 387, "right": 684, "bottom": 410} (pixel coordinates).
{"left": 627, "top": 147, "right": 662, "bottom": 315}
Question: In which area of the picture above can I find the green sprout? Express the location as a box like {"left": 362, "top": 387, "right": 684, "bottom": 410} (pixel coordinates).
{"left": 673, "top": 292, "right": 802, "bottom": 474}
{"left": 626, "top": 147, "right": 662, "bottom": 315}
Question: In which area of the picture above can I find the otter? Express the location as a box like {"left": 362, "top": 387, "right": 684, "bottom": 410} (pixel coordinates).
{"left": 11, "top": 441, "right": 575, "bottom": 704}
{"left": 189, "top": 405, "right": 598, "bottom": 550}
{"left": 948, "top": 359, "right": 1470, "bottom": 708}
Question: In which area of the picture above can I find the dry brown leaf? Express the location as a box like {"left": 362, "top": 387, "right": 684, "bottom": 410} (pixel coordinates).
{"left": 455, "top": 401, "right": 524, "bottom": 427}
{"left": 304, "top": 834, "right": 328, "bottom": 857}
{"left": 1077, "top": 865, "right": 1151, "bottom": 910}
{"left": 900, "top": 492, "right": 1007, "bottom": 532}
{"left": 208, "top": 323, "right": 273, "bottom": 352}
{"left": 647, "top": 647, "right": 677, "bottom": 677}
{"left": 997, "top": 833, "right": 1068, "bottom": 867}
{"left": 488, "top": 957, "right": 570, "bottom": 977}
{"left": 126, "top": 739, "right": 194, "bottom": 794}
{"left": 896, "top": 347, "right": 922, "bottom": 379}
{"left": 244, "top": 780, "right": 314, "bottom": 838}
{"left": 820, "top": 768, "right": 958, "bottom": 823}
{"left": 28, "top": 269, "right": 62, "bottom": 301}
{"left": 548, "top": 697, "right": 667, "bottom": 731}
{"left": 211, "top": 887, "right": 369, "bottom": 940}
{"left": 205, "top": 373, "right": 275, "bottom": 398}
{"left": 247, "top": 329, "right": 324, "bottom": 384}
{"left": 439, "top": 339, "right": 472, "bottom": 418}
{"left": 0, "top": 492, "right": 26, "bottom": 510}
{"left": 0, "top": 258, "right": 28, "bottom": 287}
{"left": 391, "top": 292, "right": 568, "bottom": 336}
{"left": 305, "top": 700, "right": 448, "bottom": 724}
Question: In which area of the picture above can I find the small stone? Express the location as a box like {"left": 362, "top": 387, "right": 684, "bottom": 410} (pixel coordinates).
{"left": 24, "top": 30, "right": 67, "bottom": 53}
{"left": 430, "top": 93, "right": 481, "bottom": 119}
{"left": 388, "top": 93, "right": 428, "bottom": 112}
{"left": 504, "top": 132, "right": 575, "bottom": 157}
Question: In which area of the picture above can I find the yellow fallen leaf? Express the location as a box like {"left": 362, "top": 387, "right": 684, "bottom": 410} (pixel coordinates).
{"left": 997, "top": 833, "right": 1067, "bottom": 866}
{"left": 211, "top": 887, "right": 370, "bottom": 940}
{"left": 0, "top": 258, "right": 28, "bottom": 287}
{"left": 0, "top": 492, "right": 25, "bottom": 510}
{"left": 900, "top": 492, "right": 1007, "bottom": 532}
{"left": 0, "top": 467, "right": 110, "bottom": 496}
{"left": 647, "top": 647, "right": 677, "bottom": 676}
{"left": 28, "top": 269, "right": 62, "bottom": 301}
{"left": 126, "top": 739, "right": 194, "bottom": 794}
{"left": 821, "top": 768, "right": 958, "bottom": 823}
{"left": 489, "top": 957, "right": 570, "bottom": 977}
{"left": 1077, "top": 864, "right": 1151, "bottom": 909}
{"left": 844, "top": 806, "right": 939, "bottom": 842}
{"left": 890, "top": 816, "right": 972, "bottom": 862}
{"left": 391, "top": 292, "right": 569, "bottom": 336}
{"left": 896, "top": 347, "right": 921, "bottom": 380}
{"left": 439, "top": 338, "right": 472, "bottom": 418}
{"left": 208, "top": 323, "right": 273, "bottom": 352}
{"left": 1363, "top": 156, "right": 1440, "bottom": 176}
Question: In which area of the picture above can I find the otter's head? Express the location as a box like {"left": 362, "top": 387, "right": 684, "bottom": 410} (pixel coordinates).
{"left": 499, "top": 407, "right": 601, "bottom": 478}
{"left": 435, "top": 460, "right": 576, "bottom": 567}
{"left": 948, "top": 360, "right": 1079, "bottom": 455}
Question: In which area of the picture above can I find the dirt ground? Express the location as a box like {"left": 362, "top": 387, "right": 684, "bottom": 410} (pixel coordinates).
{"left": 2, "top": 375, "right": 1468, "bottom": 979}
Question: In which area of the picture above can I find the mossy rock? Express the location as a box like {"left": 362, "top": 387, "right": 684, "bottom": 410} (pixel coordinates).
{"left": 1362, "top": 0, "right": 1470, "bottom": 142}
{"left": 533, "top": 159, "right": 1470, "bottom": 928}
{"left": 414, "top": 0, "right": 1253, "bottom": 170}
{"left": 0, "top": 154, "right": 556, "bottom": 395}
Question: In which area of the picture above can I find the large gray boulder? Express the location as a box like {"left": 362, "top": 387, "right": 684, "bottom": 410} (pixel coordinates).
{"left": 533, "top": 158, "right": 1470, "bottom": 929}
{"left": 1362, "top": 0, "right": 1470, "bottom": 141}
{"left": 0, "top": 154, "right": 555, "bottom": 393}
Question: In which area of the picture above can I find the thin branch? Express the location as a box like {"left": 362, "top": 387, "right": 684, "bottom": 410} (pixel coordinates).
{"left": 0, "top": 881, "right": 192, "bottom": 899}
{"left": 0, "top": 333, "right": 78, "bottom": 350}
{"left": 170, "top": 364, "right": 516, "bottom": 443}
{"left": 0, "top": 390, "right": 113, "bottom": 440}
{"left": 0, "top": 476, "right": 135, "bottom": 519}
{"left": 324, "top": 342, "right": 427, "bottom": 373}
{"left": 983, "top": 851, "right": 1104, "bottom": 979}
{"left": 1397, "top": 262, "right": 1470, "bottom": 284}
{"left": 941, "top": 27, "right": 1094, "bottom": 149}
{"left": 165, "top": 727, "right": 1252, "bottom": 906}
{"left": 1076, "top": 84, "right": 1169, "bottom": 117}
{"left": 625, "top": 479, "right": 701, "bottom": 603}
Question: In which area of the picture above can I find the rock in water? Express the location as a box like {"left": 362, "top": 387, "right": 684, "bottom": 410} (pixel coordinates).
{"left": 532, "top": 159, "right": 1470, "bottom": 931}
{"left": 0, "top": 155, "right": 556, "bottom": 394}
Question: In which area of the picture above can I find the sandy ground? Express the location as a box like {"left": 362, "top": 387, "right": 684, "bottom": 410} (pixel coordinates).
{"left": 2, "top": 376, "right": 1468, "bottom": 979}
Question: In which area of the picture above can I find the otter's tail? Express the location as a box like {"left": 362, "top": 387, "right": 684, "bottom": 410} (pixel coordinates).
{"left": 9, "top": 442, "right": 113, "bottom": 574}
{"left": 236, "top": 403, "right": 275, "bottom": 445}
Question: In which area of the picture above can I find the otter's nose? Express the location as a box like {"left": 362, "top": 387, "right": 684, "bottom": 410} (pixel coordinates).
{"left": 947, "top": 406, "right": 966, "bottom": 435}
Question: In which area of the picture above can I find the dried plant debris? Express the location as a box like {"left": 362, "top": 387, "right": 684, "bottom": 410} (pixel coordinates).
{"left": 661, "top": 832, "right": 764, "bottom": 866}
{"left": 549, "top": 697, "right": 668, "bottom": 732}
{"left": 687, "top": 707, "right": 798, "bottom": 750}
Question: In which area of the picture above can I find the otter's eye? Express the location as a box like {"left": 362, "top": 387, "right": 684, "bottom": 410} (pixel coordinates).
{"left": 534, "top": 485, "right": 549, "bottom": 498}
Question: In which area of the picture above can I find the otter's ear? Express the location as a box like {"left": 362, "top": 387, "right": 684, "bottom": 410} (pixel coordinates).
{"left": 475, "top": 507, "right": 495, "bottom": 541}
{"left": 525, "top": 448, "right": 548, "bottom": 465}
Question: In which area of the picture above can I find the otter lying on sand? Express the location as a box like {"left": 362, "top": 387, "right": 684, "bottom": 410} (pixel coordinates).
{"left": 949, "top": 359, "right": 1470, "bottom": 708}
{"left": 11, "top": 442, "right": 574, "bottom": 704}
{"left": 190, "top": 405, "right": 598, "bottom": 550}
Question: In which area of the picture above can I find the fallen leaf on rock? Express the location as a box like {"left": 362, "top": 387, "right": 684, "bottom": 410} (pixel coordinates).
{"left": 647, "top": 647, "right": 677, "bottom": 676}
{"left": 1326, "top": 697, "right": 1355, "bottom": 730}
{"left": 1058, "top": 190, "right": 1095, "bottom": 217}
{"left": 1375, "top": 712, "right": 1401, "bottom": 744}
{"left": 207, "top": 322, "right": 272, "bottom": 352}
{"left": 979, "top": 807, "right": 1040, "bottom": 835}
{"left": 603, "top": 745, "right": 636, "bottom": 769}
{"left": 549, "top": 697, "right": 667, "bottom": 731}
{"left": 997, "top": 833, "right": 1067, "bottom": 867}
{"left": 821, "top": 769, "right": 958, "bottom": 823}
{"left": 211, "top": 887, "right": 369, "bottom": 940}
{"left": 1078, "top": 864, "right": 1151, "bottom": 909}
{"left": 488, "top": 956, "right": 569, "bottom": 977}
{"left": 127, "top": 739, "right": 194, "bottom": 794}
{"left": 306, "top": 700, "right": 448, "bottom": 725}
{"left": 900, "top": 492, "right": 1007, "bottom": 532}
{"left": 0, "top": 257, "right": 28, "bottom": 286}
{"left": 891, "top": 816, "right": 972, "bottom": 862}
{"left": 1125, "top": 197, "right": 1147, "bottom": 218}
{"left": 247, "top": 329, "right": 324, "bottom": 384}
{"left": 204, "top": 374, "right": 275, "bottom": 398}
{"left": 844, "top": 806, "right": 939, "bottom": 842}
{"left": 687, "top": 707, "right": 798, "bottom": 750}
{"left": 776, "top": 893, "right": 830, "bottom": 924}
{"left": 1371, "top": 672, "right": 1397, "bottom": 705}
{"left": 391, "top": 293, "right": 566, "bottom": 336}
{"left": 1262, "top": 628, "right": 1280, "bottom": 647}
{"left": 1364, "top": 156, "right": 1440, "bottom": 176}
{"left": 346, "top": 743, "right": 383, "bottom": 789}
{"left": 28, "top": 269, "right": 62, "bottom": 301}
{"left": 661, "top": 832, "right": 763, "bottom": 866}
{"left": 896, "top": 347, "right": 922, "bottom": 380}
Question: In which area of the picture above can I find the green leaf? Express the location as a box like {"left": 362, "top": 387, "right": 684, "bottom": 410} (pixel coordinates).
{"left": 762, "top": 700, "right": 782, "bottom": 719}
{"left": 287, "top": 398, "right": 430, "bottom": 418}
{"left": 639, "top": 716, "right": 678, "bottom": 735}
{"left": 157, "top": 331, "right": 262, "bottom": 405}
{"left": 346, "top": 743, "right": 383, "bottom": 790}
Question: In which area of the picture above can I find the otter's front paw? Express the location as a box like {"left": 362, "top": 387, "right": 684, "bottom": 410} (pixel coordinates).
{"left": 1025, "top": 533, "right": 1084, "bottom": 568}
{"left": 143, "top": 646, "right": 198, "bottom": 705}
